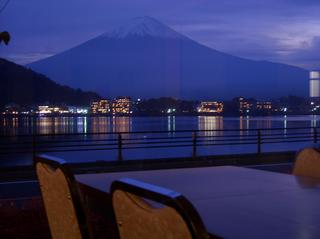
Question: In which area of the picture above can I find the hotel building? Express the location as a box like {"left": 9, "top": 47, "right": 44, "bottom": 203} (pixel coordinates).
{"left": 91, "top": 100, "right": 111, "bottom": 114}
{"left": 112, "top": 97, "right": 132, "bottom": 115}
{"left": 197, "top": 101, "right": 224, "bottom": 114}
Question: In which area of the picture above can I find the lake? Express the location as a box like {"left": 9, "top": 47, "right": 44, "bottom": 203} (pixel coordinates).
{"left": 0, "top": 115, "right": 319, "bottom": 167}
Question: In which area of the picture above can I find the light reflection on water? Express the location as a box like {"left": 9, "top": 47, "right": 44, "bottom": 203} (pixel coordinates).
{"left": 0, "top": 115, "right": 320, "bottom": 136}
{"left": 311, "top": 115, "right": 317, "bottom": 128}
{"left": 167, "top": 116, "right": 176, "bottom": 132}
{"left": 198, "top": 116, "right": 223, "bottom": 137}
{"left": 92, "top": 116, "right": 110, "bottom": 133}
{"left": 112, "top": 116, "right": 132, "bottom": 133}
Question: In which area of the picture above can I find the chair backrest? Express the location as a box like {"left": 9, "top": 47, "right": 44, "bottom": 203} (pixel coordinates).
{"left": 34, "top": 154, "right": 91, "bottom": 239}
{"left": 111, "top": 178, "right": 211, "bottom": 239}
{"left": 293, "top": 148, "right": 320, "bottom": 178}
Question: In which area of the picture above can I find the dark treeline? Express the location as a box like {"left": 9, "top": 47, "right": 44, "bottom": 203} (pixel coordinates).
{"left": 0, "top": 58, "right": 100, "bottom": 108}
{"left": 135, "top": 96, "right": 313, "bottom": 116}
{"left": 135, "top": 97, "right": 197, "bottom": 115}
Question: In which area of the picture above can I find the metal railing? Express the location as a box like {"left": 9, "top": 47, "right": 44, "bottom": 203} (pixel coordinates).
{"left": 0, "top": 126, "right": 318, "bottom": 161}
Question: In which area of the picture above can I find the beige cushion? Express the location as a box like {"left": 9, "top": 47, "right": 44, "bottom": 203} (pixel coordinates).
{"left": 293, "top": 148, "right": 320, "bottom": 178}
{"left": 36, "top": 162, "right": 83, "bottom": 239}
{"left": 113, "top": 189, "right": 193, "bottom": 239}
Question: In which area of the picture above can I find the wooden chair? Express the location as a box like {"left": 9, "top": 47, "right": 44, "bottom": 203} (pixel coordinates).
{"left": 111, "top": 178, "right": 211, "bottom": 239}
{"left": 34, "top": 154, "right": 92, "bottom": 239}
{"left": 293, "top": 148, "right": 320, "bottom": 178}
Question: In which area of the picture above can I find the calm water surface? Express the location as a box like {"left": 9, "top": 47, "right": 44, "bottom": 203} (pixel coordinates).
{"left": 1, "top": 115, "right": 319, "bottom": 166}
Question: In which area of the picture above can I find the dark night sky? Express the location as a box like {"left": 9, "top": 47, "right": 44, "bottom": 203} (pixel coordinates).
{"left": 1, "top": 0, "right": 320, "bottom": 69}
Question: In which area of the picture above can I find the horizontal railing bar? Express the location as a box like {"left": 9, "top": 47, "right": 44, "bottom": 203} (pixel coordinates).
{"left": 262, "top": 132, "right": 314, "bottom": 137}
{"left": 0, "top": 135, "right": 285, "bottom": 151}
{"left": 36, "top": 138, "right": 118, "bottom": 144}
{"left": 122, "top": 135, "right": 191, "bottom": 141}
{"left": 0, "top": 132, "right": 313, "bottom": 147}
{"left": 197, "top": 134, "right": 257, "bottom": 139}
{"left": 32, "top": 140, "right": 193, "bottom": 150}
{"left": 118, "top": 144, "right": 194, "bottom": 150}
{"left": 0, "top": 125, "right": 318, "bottom": 158}
{"left": 1, "top": 141, "right": 255, "bottom": 154}
{"left": 0, "top": 126, "right": 319, "bottom": 138}
{"left": 35, "top": 141, "right": 258, "bottom": 151}
{"left": 197, "top": 142, "right": 258, "bottom": 147}
{"left": 35, "top": 142, "right": 118, "bottom": 149}
{"left": 261, "top": 139, "right": 313, "bottom": 144}
{"left": 119, "top": 140, "right": 192, "bottom": 146}
{"left": 0, "top": 143, "right": 118, "bottom": 150}
{"left": 0, "top": 138, "right": 115, "bottom": 145}
{"left": 0, "top": 135, "right": 315, "bottom": 152}
{"left": 262, "top": 135, "right": 313, "bottom": 141}
{"left": 17, "top": 147, "right": 120, "bottom": 153}
{"left": 197, "top": 138, "right": 257, "bottom": 143}
{"left": 0, "top": 138, "right": 313, "bottom": 155}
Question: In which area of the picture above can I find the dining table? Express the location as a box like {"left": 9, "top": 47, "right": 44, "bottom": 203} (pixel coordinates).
{"left": 76, "top": 166, "right": 320, "bottom": 239}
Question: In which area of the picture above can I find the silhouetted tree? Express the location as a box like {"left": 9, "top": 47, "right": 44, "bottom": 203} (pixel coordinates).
{"left": 0, "top": 31, "right": 10, "bottom": 45}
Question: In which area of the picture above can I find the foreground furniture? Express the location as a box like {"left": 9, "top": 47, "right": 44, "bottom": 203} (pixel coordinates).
{"left": 34, "top": 155, "right": 92, "bottom": 239}
{"left": 293, "top": 147, "right": 320, "bottom": 178}
{"left": 111, "top": 178, "right": 210, "bottom": 239}
{"left": 76, "top": 166, "right": 320, "bottom": 238}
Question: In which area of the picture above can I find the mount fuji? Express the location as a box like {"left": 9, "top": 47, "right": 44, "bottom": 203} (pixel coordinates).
{"left": 28, "top": 16, "right": 308, "bottom": 99}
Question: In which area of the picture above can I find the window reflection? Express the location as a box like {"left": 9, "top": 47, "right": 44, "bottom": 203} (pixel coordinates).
{"left": 76, "top": 117, "right": 88, "bottom": 134}
{"left": 283, "top": 115, "right": 287, "bottom": 135}
{"left": 311, "top": 115, "right": 317, "bottom": 128}
{"left": 112, "top": 117, "right": 132, "bottom": 139}
{"left": 198, "top": 116, "right": 223, "bottom": 137}
{"left": 167, "top": 116, "right": 176, "bottom": 131}
{"left": 239, "top": 116, "right": 250, "bottom": 137}
{"left": 91, "top": 117, "right": 110, "bottom": 133}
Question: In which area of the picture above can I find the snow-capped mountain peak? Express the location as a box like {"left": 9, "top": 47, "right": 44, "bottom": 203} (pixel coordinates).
{"left": 28, "top": 16, "right": 308, "bottom": 100}
{"left": 104, "top": 16, "right": 186, "bottom": 39}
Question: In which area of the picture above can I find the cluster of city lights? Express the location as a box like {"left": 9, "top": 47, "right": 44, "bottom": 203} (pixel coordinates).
{"left": 91, "top": 97, "right": 133, "bottom": 115}
{"left": 3, "top": 95, "right": 320, "bottom": 116}
{"left": 198, "top": 101, "right": 223, "bottom": 113}
{"left": 2, "top": 105, "right": 89, "bottom": 116}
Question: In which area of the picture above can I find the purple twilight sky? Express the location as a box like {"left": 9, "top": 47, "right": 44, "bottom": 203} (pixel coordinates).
{"left": 1, "top": 0, "right": 320, "bottom": 69}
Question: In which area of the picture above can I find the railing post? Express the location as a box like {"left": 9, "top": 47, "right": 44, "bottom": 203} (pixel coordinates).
{"left": 257, "top": 129, "right": 262, "bottom": 154}
{"left": 192, "top": 131, "right": 197, "bottom": 159}
{"left": 118, "top": 133, "right": 123, "bottom": 161}
{"left": 313, "top": 127, "right": 318, "bottom": 144}
{"left": 32, "top": 116, "right": 37, "bottom": 160}
{"left": 32, "top": 133, "right": 36, "bottom": 160}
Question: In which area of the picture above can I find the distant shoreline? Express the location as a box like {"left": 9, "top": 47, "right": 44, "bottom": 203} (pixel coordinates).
{"left": 0, "top": 113, "right": 319, "bottom": 118}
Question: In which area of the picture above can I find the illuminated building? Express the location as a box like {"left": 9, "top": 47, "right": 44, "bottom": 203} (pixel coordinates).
{"left": 112, "top": 97, "right": 132, "bottom": 115}
{"left": 91, "top": 102, "right": 99, "bottom": 113}
{"left": 197, "top": 101, "right": 224, "bottom": 114}
{"left": 310, "top": 101, "right": 320, "bottom": 113}
{"left": 2, "top": 103, "right": 20, "bottom": 115}
{"left": 167, "top": 108, "right": 176, "bottom": 114}
{"left": 38, "top": 106, "right": 53, "bottom": 114}
{"left": 238, "top": 97, "right": 253, "bottom": 114}
{"left": 68, "top": 106, "right": 89, "bottom": 114}
{"left": 256, "top": 102, "right": 272, "bottom": 110}
{"left": 37, "top": 105, "right": 69, "bottom": 115}
{"left": 91, "top": 99, "right": 111, "bottom": 114}
{"left": 310, "top": 71, "right": 320, "bottom": 98}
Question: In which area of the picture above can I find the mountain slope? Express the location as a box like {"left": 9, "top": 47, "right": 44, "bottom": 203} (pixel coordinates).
{"left": 28, "top": 16, "right": 309, "bottom": 99}
{"left": 0, "top": 58, "right": 100, "bottom": 107}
